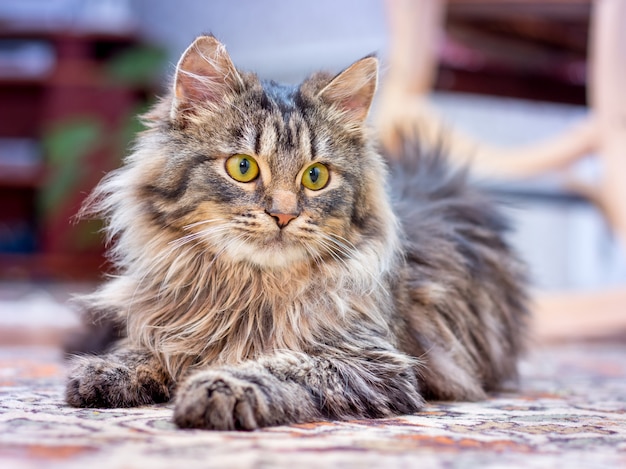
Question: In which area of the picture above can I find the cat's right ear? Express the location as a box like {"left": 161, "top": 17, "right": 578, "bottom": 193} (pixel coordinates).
{"left": 170, "top": 35, "right": 243, "bottom": 120}
{"left": 317, "top": 56, "right": 378, "bottom": 127}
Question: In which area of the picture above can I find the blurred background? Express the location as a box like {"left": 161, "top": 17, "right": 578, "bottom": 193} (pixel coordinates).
{"left": 0, "top": 0, "right": 624, "bottom": 343}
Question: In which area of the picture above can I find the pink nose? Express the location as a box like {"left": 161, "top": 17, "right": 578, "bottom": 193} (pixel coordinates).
{"left": 269, "top": 211, "right": 297, "bottom": 228}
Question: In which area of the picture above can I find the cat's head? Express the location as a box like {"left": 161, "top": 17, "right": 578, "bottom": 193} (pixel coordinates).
{"left": 124, "top": 36, "right": 395, "bottom": 270}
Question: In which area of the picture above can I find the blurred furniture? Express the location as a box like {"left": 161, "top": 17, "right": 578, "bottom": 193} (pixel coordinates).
{"left": 0, "top": 25, "right": 159, "bottom": 280}
{"left": 441, "top": 0, "right": 590, "bottom": 104}
{"left": 379, "top": 0, "right": 626, "bottom": 341}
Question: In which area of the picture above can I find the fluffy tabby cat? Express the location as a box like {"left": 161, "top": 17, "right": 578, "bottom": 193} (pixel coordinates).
{"left": 66, "top": 36, "right": 528, "bottom": 430}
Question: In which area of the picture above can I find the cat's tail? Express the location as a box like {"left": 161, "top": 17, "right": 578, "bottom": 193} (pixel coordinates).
{"left": 381, "top": 130, "right": 476, "bottom": 207}
{"left": 383, "top": 129, "right": 515, "bottom": 258}
{"left": 383, "top": 130, "right": 530, "bottom": 398}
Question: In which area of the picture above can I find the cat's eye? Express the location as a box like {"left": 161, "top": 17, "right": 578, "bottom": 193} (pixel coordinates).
{"left": 225, "top": 154, "right": 260, "bottom": 183}
{"left": 301, "top": 163, "right": 330, "bottom": 191}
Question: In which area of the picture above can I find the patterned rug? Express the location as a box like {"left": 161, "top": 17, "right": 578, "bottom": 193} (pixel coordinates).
{"left": 0, "top": 343, "right": 624, "bottom": 469}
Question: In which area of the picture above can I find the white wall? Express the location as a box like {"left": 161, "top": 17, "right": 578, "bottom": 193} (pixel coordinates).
{"left": 128, "top": 0, "right": 388, "bottom": 83}
{"left": 430, "top": 92, "right": 626, "bottom": 291}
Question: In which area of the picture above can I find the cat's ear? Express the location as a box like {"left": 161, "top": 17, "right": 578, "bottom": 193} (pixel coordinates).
{"left": 171, "top": 35, "right": 243, "bottom": 118}
{"left": 318, "top": 56, "right": 378, "bottom": 125}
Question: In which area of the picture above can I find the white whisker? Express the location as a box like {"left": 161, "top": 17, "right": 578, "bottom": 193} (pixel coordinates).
{"left": 315, "top": 237, "right": 352, "bottom": 273}
{"left": 182, "top": 218, "right": 224, "bottom": 230}
{"left": 168, "top": 225, "right": 230, "bottom": 250}
{"left": 320, "top": 232, "right": 390, "bottom": 296}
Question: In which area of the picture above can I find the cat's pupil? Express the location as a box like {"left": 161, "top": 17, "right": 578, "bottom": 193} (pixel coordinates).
{"left": 309, "top": 167, "right": 320, "bottom": 183}
{"left": 240, "top": 159, "right": 250, "bottom": 174}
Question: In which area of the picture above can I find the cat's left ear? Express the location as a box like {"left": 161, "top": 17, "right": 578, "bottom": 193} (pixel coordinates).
{"left": 318, "top": 56, "right": 378, "bottom": 125}
{"left": 170, "top": 35, "right": 243, "bottom": 119}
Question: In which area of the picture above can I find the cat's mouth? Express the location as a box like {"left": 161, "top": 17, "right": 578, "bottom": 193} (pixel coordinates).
{"left": 261, "top": 230, "right": 304, "bottom": 254}
{"left": 265, "top": 229, "right": 288, "bottom": 244}
{"left": 221, "top": 228, "right": 310, "bottom": 269}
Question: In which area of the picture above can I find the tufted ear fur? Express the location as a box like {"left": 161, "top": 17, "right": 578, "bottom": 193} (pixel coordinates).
{"left": 171, "top": 35, "right": 243, "bottom": 119}
{"left": 317, "top": 56, "right": 378, "bottom": 125}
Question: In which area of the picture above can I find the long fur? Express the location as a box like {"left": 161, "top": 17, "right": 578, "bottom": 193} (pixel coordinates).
{"left": 388, "top": 140, "right": 528, "bottom": 400}
{"left": 66, "top": 36, "right": 528, "bottom": 430}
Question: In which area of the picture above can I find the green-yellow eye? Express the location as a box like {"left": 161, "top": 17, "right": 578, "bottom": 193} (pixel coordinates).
{"left": 225, "top": 154, "right": 259, "bottom": 183}
{"left": 301, "top": 163, "right": 330, "bottom": 191}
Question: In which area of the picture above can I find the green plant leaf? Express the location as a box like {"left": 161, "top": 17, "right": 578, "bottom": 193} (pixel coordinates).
{"left": 44, "top": 118, "right": 103, "bottom": 166}
{"left": 105, "top": 46, "right": 166, "bottom": 86}
{"left": 40, "top": 118, "right": 103, "bottom": 215}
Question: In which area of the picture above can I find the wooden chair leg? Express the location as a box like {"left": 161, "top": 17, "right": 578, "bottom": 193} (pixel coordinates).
{"left": 376, "top": 0, "right": 626, "bottom": 342}
{"left": 525, "top": 0, "right": 626, "bottom": 343}
{"left": 376, "top": 0, "right": 445, "bottom": 154}
{"left": 588, "top": 0, "right": 626, "bottom": 250}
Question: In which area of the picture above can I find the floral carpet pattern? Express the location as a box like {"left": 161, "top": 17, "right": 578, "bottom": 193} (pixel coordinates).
{"left": 0, "top": 344, "right": 624, "bottom": 469}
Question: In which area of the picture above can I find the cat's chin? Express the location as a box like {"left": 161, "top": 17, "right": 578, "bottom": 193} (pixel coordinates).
{"left": 223, "top": 239, "right": 310, "bottom": 270}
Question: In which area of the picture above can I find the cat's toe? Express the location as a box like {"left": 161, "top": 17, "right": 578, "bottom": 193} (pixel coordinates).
{"left": 66, "top": 356, "right": 169, "bottom": 408}
{"left": 173, "top": 371, "right": 264, "bottom": 430}
{"left": 66, "top": 357, "right": 129, "bottom": 408}
{"left": 65, "top": 373, "right": 88, "bottom": 407}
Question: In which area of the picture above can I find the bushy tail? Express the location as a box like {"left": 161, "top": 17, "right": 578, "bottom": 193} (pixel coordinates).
{"left": 384, "top": 133, "right": 508, "bottom": 236}
{"left": 383, "top": 132, "right": 530, "bottom": 399}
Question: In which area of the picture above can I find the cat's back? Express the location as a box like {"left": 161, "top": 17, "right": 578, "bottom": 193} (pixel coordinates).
{"left": 388, "top": 140, "right": 506, "bottom": 241}
{"left": 385, "top": 139, "right": 528, "bottom": 401}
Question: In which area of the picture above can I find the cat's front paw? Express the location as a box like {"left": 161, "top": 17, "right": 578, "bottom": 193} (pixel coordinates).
{"left": 173, "top": 370, "right": 269, "bottom": 430}
{"left": 66, "top": 356, "right": 170, "bottom": 408}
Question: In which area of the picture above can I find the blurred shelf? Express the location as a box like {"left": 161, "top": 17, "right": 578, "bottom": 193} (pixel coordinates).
{"left": 439, "top": 0, "right": 590, "bottom": 105}
{"left": 0, "top": 252, "right": 109, "bottom": 281}
{"left": 0, "top": 163, "right": 44, "bottom": 188}
{"left": 0, "top": 23, "right": 138, "bottom": 41}
{"left": 0, "top": 26, "right": 157, "bottom": 280}
{"left": 448, "top": 0, "right": 591, "bottom": 20}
